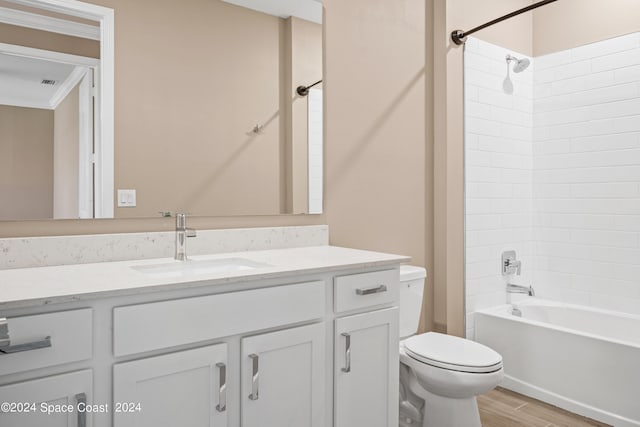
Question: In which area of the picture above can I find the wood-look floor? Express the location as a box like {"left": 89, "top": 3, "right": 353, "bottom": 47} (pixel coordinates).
{"left": 478, "top": 387, "right": 611, "bottom": 427}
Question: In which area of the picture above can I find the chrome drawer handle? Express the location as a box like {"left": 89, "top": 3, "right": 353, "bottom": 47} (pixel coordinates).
{"left": 216, "top": 363, "right": 227, "bottom": 412}
{"left": 248, "top": 354, "right": 259, "bottom": 401}
{"left": 0, "top": 336, "right": 51, "bottom": 354}
{"left": 341, "top": 333, "right": 351, "bottom": 373}
{"left": 76, "top": 393, "right": 87, "bottom": 427}
{"left": 355, "top": 284, "right": 387, "bottom": 295}
{"left": 0, "top": 318, "right": 52, "bottom": 355}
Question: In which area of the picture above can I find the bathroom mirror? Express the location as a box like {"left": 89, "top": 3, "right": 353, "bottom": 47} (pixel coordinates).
{"left": 0, "top": 0, "right": 323, "bottom": 220}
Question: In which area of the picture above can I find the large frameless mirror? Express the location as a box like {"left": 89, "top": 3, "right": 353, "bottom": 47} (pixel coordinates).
{"left": 0, "top": 0, "right": 323, "bottom": 220}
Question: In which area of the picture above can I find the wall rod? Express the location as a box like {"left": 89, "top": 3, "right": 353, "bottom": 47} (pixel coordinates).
{"left": 451, "top": 0, "right": 557, "bottom": 46}
{"left": 296, "top": 79, "right": 322, "bottom": 96}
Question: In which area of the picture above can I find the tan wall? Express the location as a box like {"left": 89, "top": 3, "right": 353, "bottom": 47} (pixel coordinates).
{"left": 0, "top": 23, "right": 100, "bottom": 58}
{"left": 53, "top": 85, "right": 80, "bottom": 219}
{"left": 323, "top": 0, "right": 429, "bottom": 329}
{"left": 533, "top": 0, "right": 640, "bottom": 55}
{"left": 0, "top": 105, "right": 54, "bottom": 219}
{"left": 433, "top": 0, "right": 533, "bottom": 336}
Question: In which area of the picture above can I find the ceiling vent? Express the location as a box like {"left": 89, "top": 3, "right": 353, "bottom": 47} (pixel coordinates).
{"left": 41, "top": 79, "right": 57, "bottom": 85}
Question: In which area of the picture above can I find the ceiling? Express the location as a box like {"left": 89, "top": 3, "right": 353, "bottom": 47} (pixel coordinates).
{"left": 222, "top": 0, "right": 322, "bottom": 24}
{"left": 0, "top": 53, "right": 77, "bottom": 109}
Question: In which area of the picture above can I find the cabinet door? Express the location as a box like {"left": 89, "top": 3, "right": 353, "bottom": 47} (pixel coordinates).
{"left": 241, "top": 323, "right": 325, "bottom": 427}
{"left": 334, "top": 308, "right": 399, "bottom": 427}
{"left": 113, "top": 343, "right": 228, "bottom": 427}
{"left": 0, "top": 369, "right": 92, "bottom": 427}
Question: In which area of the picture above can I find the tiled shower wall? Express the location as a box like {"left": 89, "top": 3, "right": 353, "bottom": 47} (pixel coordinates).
{"left": 464, "top": 38, "right": 534, "bottom": 339}
{"left": 533, "top": 32, "right": 640, "bottom": 314}
{"left": 465, "top": 34, "right": 640, "bottom": 338}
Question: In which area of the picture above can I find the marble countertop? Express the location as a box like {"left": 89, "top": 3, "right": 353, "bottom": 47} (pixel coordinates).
{"left": 0, "top": 246, "right": 410, "bottom": 309}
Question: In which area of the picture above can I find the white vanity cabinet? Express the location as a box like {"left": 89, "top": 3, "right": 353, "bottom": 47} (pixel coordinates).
{"left": 0, "top": 246, "right": 407, "bottom": 427}
{"left": 241, "top": 323, "right": 325, "bottom": 427}
{"left": 113, "top": 344, "right": 228, "bottom": 427}
{"left": 332, "top": 269, "right": 400, "bottom": 427}
{"left": 113, "top": 322, "right": 326, "bottom": 427}
{"left": 111, "top": 280, "right": 328, "bottom": 427}
{"left": 334, "top": 308, "right": 399, "bottom": 427}
{"left": 0, "top": 369, "right": 93, "bottom": 427}
{"left": 0, "top": 309, "right": 94, "bottom": 427}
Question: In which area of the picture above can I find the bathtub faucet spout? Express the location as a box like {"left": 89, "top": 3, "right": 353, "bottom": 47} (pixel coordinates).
{"left": 507, "top": 283, "right": 535, "bottom": 297}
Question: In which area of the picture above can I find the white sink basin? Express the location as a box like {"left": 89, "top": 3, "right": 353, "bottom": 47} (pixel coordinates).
{"left": 132, "top": 258, "right": 271, "bottom": 279}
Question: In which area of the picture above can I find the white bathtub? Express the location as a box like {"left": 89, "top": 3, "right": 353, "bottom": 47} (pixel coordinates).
{"left": 475, "top": 299, "right": 640, "bottom": 427}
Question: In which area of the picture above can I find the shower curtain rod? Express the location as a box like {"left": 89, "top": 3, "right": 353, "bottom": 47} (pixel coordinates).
{"left": 296, "top": 79, "right": 322, "bottom": 96}
{"left": 451, "top": 0, "right": 557, "bottom": 46}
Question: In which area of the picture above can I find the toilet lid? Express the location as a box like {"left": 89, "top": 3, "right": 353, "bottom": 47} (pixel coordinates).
{"left": 404, "top": 332, "right": 502, "bottom": 373}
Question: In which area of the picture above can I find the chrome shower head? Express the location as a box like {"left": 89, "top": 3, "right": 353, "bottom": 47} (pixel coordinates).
{"left": 506, "top": 54, "right": 530, "bottom": 73}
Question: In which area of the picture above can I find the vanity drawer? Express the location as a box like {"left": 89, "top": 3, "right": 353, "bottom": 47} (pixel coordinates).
{"left": 114, "top": 280, "right": 326, "bottom": 356}
{"left": 334, "top": 269, "right": 399, "bottom": 313}
{"left": 0, "top": 309, "right": 92, "bottom": 376}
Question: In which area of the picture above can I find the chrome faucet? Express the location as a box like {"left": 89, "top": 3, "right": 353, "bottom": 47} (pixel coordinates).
{"left": 507, "top": 283, "right": 535, "bottom": 297}
{"left": 175, "top": 213, "right": 197, "bottom": 261}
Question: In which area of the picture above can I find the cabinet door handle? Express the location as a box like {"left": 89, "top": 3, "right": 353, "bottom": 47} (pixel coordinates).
{"left": 76, "top": 393, "right": 87, "bottom": 427}
{"left": 215, "top": 362, "right": 227, "bottom": 412}
{"left": 341, "top": 333, "right": 351, "bottom": 373}
{"left": 248, "top": 354, "right": 259, "bottom": 401}
{"left": 355, "top": 285, "right": 387, "bottom": 295}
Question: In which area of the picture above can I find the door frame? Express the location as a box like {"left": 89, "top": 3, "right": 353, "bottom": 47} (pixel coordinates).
{"left": 5, "top": 0, "right": 114, "bottom": 218}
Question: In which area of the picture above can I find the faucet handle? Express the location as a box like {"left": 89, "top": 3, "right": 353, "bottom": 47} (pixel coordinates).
{"left": 502, "top": 250, "right": 522, "bottom": 276}
{"left": 185, "top": 229, "right": 197, "bottom": 238}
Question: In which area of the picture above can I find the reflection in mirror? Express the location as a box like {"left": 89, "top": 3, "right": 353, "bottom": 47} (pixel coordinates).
{"left": 0, "top": 0, "right": 323, "bottom": 220}
{"left": 0, "top": 0, "right": 113, "bottom": 221}
{"left": 0, "top": 48, "right": 99, "bottom": 220}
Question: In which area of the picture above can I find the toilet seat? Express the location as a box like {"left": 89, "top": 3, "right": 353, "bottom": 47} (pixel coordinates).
{"left": 403, "top": 332, "right": 502, "bottom": 374}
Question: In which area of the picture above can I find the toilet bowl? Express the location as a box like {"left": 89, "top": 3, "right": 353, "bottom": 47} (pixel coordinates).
{"left": 398, "top": 266, "right": 503, "bottom": 427}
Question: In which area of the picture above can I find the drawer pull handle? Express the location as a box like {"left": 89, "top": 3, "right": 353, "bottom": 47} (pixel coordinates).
{"left": 341, "top": 333, "right": 351, "bottom": 373}
{"left": 248, "top": 353, "right": 259, "bottom": 401}
{"left": 216, "top": 362, "right": 227, "bottom": 412}
{"left": 0, "top": 336, "right": 51, "bottom": 354}
{"left": 355, "top": 285, "right": 387, "bottom": 295}
{"left": 0, "top": 318, "right": 52, "bottom": 355}
{"left": 76, "top": 393, "right": 87, "bottom": 427}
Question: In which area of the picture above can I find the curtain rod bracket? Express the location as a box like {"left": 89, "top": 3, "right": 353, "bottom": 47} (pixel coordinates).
{"left": 297, "top": 79, "right": 322, "bottom": 97}
{"left": 451, "top": 30, "right": 467, "bottom": 45}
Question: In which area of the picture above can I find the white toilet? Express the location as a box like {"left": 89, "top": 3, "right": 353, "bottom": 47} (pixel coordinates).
{"left": 398, "top": 266, "right": 503, "bottom": 427}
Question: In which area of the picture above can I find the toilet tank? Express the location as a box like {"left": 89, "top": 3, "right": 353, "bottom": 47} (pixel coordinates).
{"left": 399, "top": 265, "right": 427, "bottom": 339}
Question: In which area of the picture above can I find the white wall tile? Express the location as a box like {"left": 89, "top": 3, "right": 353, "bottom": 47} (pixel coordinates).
{"left": 535, "top": 50, "right": 572, "bottom": 71}
{"left": 571, "top": 132, "right": 640, "bottom": 152}
{"left": 464, "top": 38, "right": 533, "bottom": 320}
{"left": 467, "top": 34, "right": 640, "bottom": 317}
{"left": 592, "top": 49, "right": 640, "bottom": 73}
{"left": 570, "top": 33, "right": 639, "bottom": 62}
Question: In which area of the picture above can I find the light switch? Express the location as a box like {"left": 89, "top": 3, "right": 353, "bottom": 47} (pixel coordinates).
{"left": 117, "top": 189, "right": 137, "bottom": 207}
